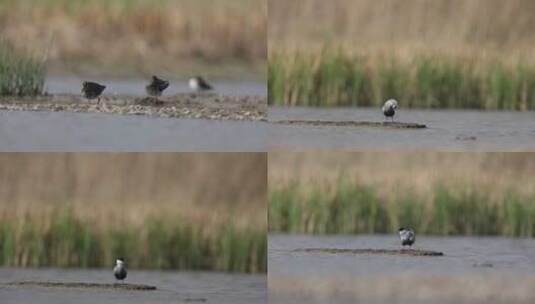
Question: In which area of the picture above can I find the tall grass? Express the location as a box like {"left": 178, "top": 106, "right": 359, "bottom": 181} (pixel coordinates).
{"left": 268, "top": 51, "right": 535, "bottom": 109}
{"left": 269, "top": 181, "right": 535, "bottom": 237}
{"left": 0, "top": 210, "right": 266, "bottom": 273}
{"left": 0, "top": 42, "right": 45, "bottom": 96}
{"left": 0, "top": 153, "right": 267, "bottom": 272}
{"left": 268, "top": 0, "right": 535, "bottom": 109}
{"left": 269, "top": 152, "right": 535, "bottom": 236}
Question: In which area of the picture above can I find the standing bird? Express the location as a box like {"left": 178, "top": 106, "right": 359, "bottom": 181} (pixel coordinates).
{"left": 113, "top": 258, "right": 127, "bottom": 282}
{"left": 382, "top": 98, "right": 398, "bottom": 122}
{"left": 82, "top": 81, "right": 106, "bottom": 104}
{"left": 398, "top": 228, "right": 415, "bottom": 248}
{"left": 189, "top": 76, "right": 213, "bottom": 92}
{"left": 146, "top": 75, "right": 169, "bottom": 97}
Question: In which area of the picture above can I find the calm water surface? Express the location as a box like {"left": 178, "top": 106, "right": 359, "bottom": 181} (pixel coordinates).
{"left": 269, "top": 233, "right": 535, "bottom": 276}
{"left": 46, "top": 77, "right": 266, "bottom": 97}
{"left": 268, "top": 107, "right": 535, "bottom": 150}
{"left": 0, "top": 268, "right": 266, "bottom": 304}
{"left": 269, "top": 234, "right": 535, "bottom": 304}
{"left": 0, "top": 111, "right": 267, "bottom": 151}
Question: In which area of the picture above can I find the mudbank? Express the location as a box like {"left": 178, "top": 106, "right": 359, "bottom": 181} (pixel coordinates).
{"left": 0, "top": 93, "right": 266, "bottom": 121}
{"left": 6, "top": 281, "right": 157, "bottom": 290}
{"left": 272, "top": 120, "right": 426, "bottom": 129}
{"left": 293, "top": 248, "right": 444, "bottom": 256}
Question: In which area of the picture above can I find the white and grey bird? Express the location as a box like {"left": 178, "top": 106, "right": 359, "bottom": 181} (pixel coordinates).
{"left": 398, "top": 227, "right": 415, "bottom": 247}
{"left": 382, "top": 98, "right": 398, "bottom": 121}
{"left": 189, "top": 76, "right": 213, "bottom": 92}
{"left": 113, "top": 258, "right": 127, "bottom": 281}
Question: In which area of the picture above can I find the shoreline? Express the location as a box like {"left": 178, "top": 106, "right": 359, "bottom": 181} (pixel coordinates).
{"left": 0, "top": 93, "right": 267, "bottom": 122}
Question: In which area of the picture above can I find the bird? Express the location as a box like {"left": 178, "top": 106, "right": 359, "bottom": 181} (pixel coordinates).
{"left": 113, "top": 258, "right": 127, "bottom": 282}
{"left": 382, "top": 98, "right": 398, "bottom": 122}
{"left": 189, "top": 76, "right": 213, "bottom": 92}
{"left": 146, "top": 75, "right": 169, "bottom": 97}
{"left": 82, "top": 81, "right": 106, "bottom": 104}
{"left": 398, "top": 227, "right": 415, "bottom": 248}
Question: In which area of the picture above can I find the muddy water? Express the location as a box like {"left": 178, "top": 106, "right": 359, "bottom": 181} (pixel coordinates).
{"left": 46, "top": 77, "right": 267, "bottom": 97}
{"left": 269, "top": 234, "right": 535, "bottom": 304}
{"left": 0, "top": 268, "right": 266, "bottom": 304}
{"left": 268, "top": 107, "right": 535, "bottom": 150}
{"left": 0, "top": 110, "right": 267, "bottom": 151}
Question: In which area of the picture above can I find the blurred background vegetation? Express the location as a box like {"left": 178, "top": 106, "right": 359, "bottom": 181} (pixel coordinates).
{"left": 0, "top": 153, "right": 266, "bottom": 273}
{"left": 268, "top": 0, "right": 535, "bottom": 109}
{"left": 0, "top": 0, "right": 266, "bottom": 78}
{"left": 269, "top": 152, "right": 535, "bottom": 236}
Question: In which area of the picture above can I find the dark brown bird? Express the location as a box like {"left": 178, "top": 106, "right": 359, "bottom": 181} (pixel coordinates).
{"left": 146, "top": 75, "right": 169, "bottom": 96}
{"left": 82, "top": 81, "right": 106, "bottom": 104}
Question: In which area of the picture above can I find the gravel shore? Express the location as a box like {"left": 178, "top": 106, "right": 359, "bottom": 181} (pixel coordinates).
{"left": 0, "top": 93, "right": 266, "bottom": 121}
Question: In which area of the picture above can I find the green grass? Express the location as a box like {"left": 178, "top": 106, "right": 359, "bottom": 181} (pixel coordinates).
{"left": 268, "top": 50, "right": 535, "bottom": 110}
{"left": 269, "top": 181, "right": 535, "bottom": 236}
{"left": 0, "top": 210, "right": 266, "bottom": 273}
{"left": 0, "top": 42, "right": 45, "bottom": 96}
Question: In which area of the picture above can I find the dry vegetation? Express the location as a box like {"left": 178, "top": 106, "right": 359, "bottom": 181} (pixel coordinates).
{"left": 0, "top": 0, "right": 266, "bottom": 76}
{"left": 0, "top": 153, "right": 266, "bottom": 229}
{"left": 269, "top": 0, "right": 535, "bottom": 59}
{"left": 269, "top": 152, "right": 535, "bottom": 200}
{"left": 269, "top": 153, "right": 535, "bottom": 235}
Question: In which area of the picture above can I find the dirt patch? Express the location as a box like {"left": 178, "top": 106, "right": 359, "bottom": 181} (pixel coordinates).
{"left": 0, "top": 93, "right": 266, "bottom": 122}
{"left": 294, "top": 248, "right": 443, "bottom": 256}
{"left": 5, "top": 281, "right": 156, "bottom": 290}
{"left": 271, "top": 120, "right": 426, "bottom": 128}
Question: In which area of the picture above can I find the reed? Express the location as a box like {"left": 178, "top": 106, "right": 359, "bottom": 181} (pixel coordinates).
{"left": 269, "top": 152, "right": 535, "bottom": 236}
{"left": 0, "top": 210, "right": 266, "bottom": 273}
{"left": 0, "top": 153, "right": 267, "bottom": 273}
{"left": 269, "top": 181, "right": 535, "bottom": 237}
{"left": 268, "top": 0, "right": 535, "bottom": 109}
{"left": 268, "top": 51, "right": 535, "bottom": 110}
{"left": 0, "top": 42, "right": 45, "bottom": 96}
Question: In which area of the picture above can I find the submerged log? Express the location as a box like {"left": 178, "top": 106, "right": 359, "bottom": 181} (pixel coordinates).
{"left": 6, "top": 281, "right": 157, "bottom": 290}
{"left": 294, "top": 248, "right": 443, "bottom": 256}
{"left": 272, "top": 120, "right": 426, "bottom": 129}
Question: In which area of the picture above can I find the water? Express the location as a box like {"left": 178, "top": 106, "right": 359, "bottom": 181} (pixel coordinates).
{"left": 46, "top": 77, "right": 267, "bottom": 97}
{"left": 0, "top": 268, "right": 266, "bottom": 304}
{"left": 268, "top": 107, "right": 535, "bottom": 150}
{"left": 0, "top": 111, "right": 267, "bottom": 151}
{"left": 269, "top": 234, "right": 535, "bottom": 303}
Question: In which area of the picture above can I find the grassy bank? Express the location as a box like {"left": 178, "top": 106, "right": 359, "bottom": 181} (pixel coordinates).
{"left": 0, "top": 0, "right": 266, "bottom": 76}
{"left": 0, "top": 42, "right": 45, "bottom": 96}
{"left": 0, "top": 210, "right": 266, "bottom": 273}
{"left": 268, "top": 51, "right": 535, "bottom": 110}
{"left": 269, "top": 181, "right": 535, "bottom": 237}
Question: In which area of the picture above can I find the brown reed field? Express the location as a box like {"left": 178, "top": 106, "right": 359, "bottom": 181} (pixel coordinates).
{"left": 0, "top": 0, "right": 266, "bottom": 77}
{"left": 268, "top": 0, "right": 535, "bottom": 108}
{"left": 0, "top": 153, "right": 266, "bottom": 272}
{"left": 269, "top": 152, "right": 535, "bottom": 236}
